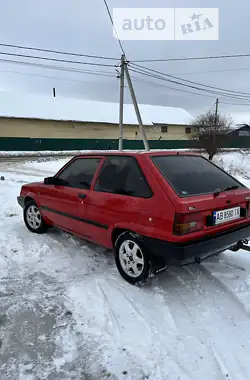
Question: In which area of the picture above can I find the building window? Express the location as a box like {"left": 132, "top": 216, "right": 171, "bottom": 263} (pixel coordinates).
{"left": 185, "top": 127, "right": 191, "bottom": 134}
{"left": 161, "top": 125, "right": 168, "bottom": 133}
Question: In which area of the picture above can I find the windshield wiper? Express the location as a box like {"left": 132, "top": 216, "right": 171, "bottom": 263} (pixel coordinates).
{"left": 213, "top": 185, "right": 239, "bottom": 197}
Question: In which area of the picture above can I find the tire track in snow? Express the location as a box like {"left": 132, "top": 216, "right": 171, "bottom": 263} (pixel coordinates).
{"left": 199, "top": 262, "right": 250, "bottom": 318}
{"left": 155, "top": 264, "right": 250, "bottom": 380}
{"left": 202, "top": 252, "right": 250, "bottom": 316}
{"left": 96, "top": 279, "right": 124, "bottom": 340}
{"left": 69, "top": 274, "right": 234, "bottom": 380}
{"left": 210, "top": 345, "right": 235, "bottom": 380}
{"left": 185, "top": 264, "right": 249, "bottom": 380}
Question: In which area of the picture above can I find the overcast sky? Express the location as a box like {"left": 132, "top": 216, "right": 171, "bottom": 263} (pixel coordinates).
{"left": 1, "top": 0, "right": 250, "bottom": 123}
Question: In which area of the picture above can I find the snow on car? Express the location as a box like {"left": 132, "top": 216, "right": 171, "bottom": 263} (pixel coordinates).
{"left": 1, "top": 152, "right": 250, "bottom": 379}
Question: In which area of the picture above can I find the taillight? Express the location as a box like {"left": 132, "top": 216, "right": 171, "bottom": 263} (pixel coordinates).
{"left": 174, "top": 212, "right": 204, "bottom": 235}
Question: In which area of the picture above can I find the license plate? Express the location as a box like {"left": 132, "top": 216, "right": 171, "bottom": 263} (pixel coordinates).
{"left": 213, "top": 206, "right": 241, "bottom": 225}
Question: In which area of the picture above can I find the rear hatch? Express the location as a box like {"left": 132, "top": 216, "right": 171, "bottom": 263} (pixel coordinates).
{"left": 151, "top": 154, "right": 250, "bottom": 240}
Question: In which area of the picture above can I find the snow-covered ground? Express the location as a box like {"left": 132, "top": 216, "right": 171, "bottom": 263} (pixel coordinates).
{"left": 1, "top": 152, "right": 250, "bottom": 379}
{"left": 0, "top": 148, "right": 247, "bottom": 157}
{"left": 0, "top": 149, "right": 192, "bottom": 157}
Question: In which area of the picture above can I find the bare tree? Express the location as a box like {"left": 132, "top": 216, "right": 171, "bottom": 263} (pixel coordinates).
{"left": 191, "top": 110, "right": 234, "bottom": 160}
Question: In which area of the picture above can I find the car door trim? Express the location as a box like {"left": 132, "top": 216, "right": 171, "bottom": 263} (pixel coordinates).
{"left": 41, "top": 205, "right": 108, "bottom": 230}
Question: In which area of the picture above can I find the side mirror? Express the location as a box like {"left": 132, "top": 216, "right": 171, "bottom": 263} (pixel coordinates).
{"left": 44, "top": 176, "right": 56, "bottom": 185}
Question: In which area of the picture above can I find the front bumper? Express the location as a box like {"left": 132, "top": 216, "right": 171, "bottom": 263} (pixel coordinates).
{"left": 143, "top": 224, "right": 250, "bottom": 266}
{"left": 17, "top": 196, "right": 25, "bottom": 208}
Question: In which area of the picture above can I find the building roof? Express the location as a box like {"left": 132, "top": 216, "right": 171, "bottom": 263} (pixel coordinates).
{"left": 236, "top": 123, "right": 250, "bottom": 128}
{"left": 226, "top": 124, "right": 250, "bottom": 133}
{"left": 0, "top": 92, "right": 192, "bottom": 126}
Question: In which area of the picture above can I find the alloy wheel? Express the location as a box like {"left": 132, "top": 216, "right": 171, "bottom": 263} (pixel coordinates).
{"left": 26, "top": 205, "right": 42, "bottom": 230}
{"left": 118, "top": 240, "right": 145, "bottom": 278}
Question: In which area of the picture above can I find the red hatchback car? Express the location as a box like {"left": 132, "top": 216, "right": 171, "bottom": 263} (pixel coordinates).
{"left": 18, "top": 151, "right": 250, "bottom": 284}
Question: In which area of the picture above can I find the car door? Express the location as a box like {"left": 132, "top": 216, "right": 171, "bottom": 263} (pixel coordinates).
{"left": 40, "top": 156, "right": 103, "bottom": 237}
{"left": 84, "top": 155, "right": 154, "bottom": 247}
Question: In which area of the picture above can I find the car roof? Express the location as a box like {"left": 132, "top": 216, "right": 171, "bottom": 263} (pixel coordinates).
{"left": 73, "top": 150, "right": 201, "bottom": 158}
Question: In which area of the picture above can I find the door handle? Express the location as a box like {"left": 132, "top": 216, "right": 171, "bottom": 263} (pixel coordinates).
{"left": 78, "top": 193, "right": 87, "bottom": 200}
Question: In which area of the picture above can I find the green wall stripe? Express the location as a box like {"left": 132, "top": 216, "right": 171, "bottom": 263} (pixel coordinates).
{"left": 0, "top": 137, "right": 249, "bottom": 151}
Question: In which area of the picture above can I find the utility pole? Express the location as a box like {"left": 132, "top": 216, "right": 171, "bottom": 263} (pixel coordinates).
{"left": 124, "top": 61, "right": 150, "bottom": 151}
{"left": 118, "top": 54, "right": 125, "bottom": 151}
{"left": 213, "top": 98, "right": 219, "bottom": 147}
{"left": 53, "top": 87, "right": 56, "bottom": 98}
{"left": 215, "top": 98, "right": 219, "bottom": 122}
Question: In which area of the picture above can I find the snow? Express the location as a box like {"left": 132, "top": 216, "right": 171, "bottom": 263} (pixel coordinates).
{"left": 0, "top": 92, "right": 192, "bottom": 125}
{"left": 0, "top": 150, "right": 86, "bottom": 157}
{"left": 1, "top": 152, "right": 250, "bottom": 379}
{"left": 0, "top": 148, "right": 247, "bottom": 157}
{"left": 0, "top": 149, "right": 192, "bottom": 157}
{"left": 213, "top": 151, "right": 250, "bottom": 182}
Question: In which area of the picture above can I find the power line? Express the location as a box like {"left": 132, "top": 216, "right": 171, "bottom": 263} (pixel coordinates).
{"left": 131, "top": 75, "right": 250, "bottom": 106}
{"left": 1, "top": 65, "right": 249, "bottom": 108}
{"left": 0, "top": 67, "right": 117, "bottom": 86}
{"left": 130, "top": 63, "right": 250, "bottom": 98}
{"left": 130, "top": 54, "right": 250, "bottom": 63}
{"left": 132, "top": 73, "right": 250, "bottom": 106}
{"left": 8, "top": 58, "right": 244, "bottom": 107}
{"left": 170, "top": 67, "right": 250, "bottom": 76}
{"left": 1, "top": 44, "right": 249, "bottom": 107}
{"left": 0, "top": 57, "right": 118, "bottom": 75}
{"left": 0, "top": 43, "right": 119, "bottom": 61}
{"left": 0, "top": 51, "right": 116, "bottom": 67}
{"left": 130, "top": 63, "right": 250, "bottom": 97}
{"left": 103, "top": 0, "right": 125, "bottom": 55}
{"left": 220, "top": 101, "right": 250, "bottom": 106}
{"left": 7, "top": 54, "right": 246, "bottom": 101}
{"left": 129, "top": 67, "right": 250, "bottom": 102}
{"left": 132, "top": 76, "right": 216, "bottom": 100}
{"left": 102, "top": 2, "right": 149, "bottom": 150}
{"left": 129, "top": 67, "right": 248, "bottom": 100}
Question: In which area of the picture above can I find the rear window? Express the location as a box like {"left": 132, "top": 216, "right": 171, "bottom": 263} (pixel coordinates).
{"left": 151, "top": 155, "right": 244, "bottom": 197}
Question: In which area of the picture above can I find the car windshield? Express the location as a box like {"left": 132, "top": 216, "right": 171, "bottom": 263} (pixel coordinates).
{"left": 151, "top": 155, "right": 244, "bottom": 197}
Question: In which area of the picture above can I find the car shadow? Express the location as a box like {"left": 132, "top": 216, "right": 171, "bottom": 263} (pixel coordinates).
{"left": 46, "top": 226, "right": 114, "bottom": 264}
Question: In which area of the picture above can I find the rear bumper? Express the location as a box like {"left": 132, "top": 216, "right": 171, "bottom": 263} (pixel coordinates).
{"left": 17, "top": 196, "right": 25, "bottom": 208}
{"left": 144, "top": 224, "right": 250, "bottom": 266}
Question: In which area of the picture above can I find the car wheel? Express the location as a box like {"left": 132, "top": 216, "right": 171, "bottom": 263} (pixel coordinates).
{"left": 114, "top": 232, "right": 151, "bottom": 285}
{"left": 23, "top": 200, "right": 48, "bottom": 234}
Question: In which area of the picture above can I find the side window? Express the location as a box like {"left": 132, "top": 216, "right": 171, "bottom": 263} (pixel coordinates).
{"left": 57, "top": 158, "right": 101, "bottom": 189}
{"left": 94, "top": 156, "right": 152, "bottom": 198}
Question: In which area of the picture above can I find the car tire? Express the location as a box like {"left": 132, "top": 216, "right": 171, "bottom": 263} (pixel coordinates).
{"left": 23, "top": 200, "right": 48, "bottom": 234}
{"left": 114, "top": 232, "right": 151, "bottom": 285}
